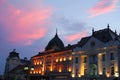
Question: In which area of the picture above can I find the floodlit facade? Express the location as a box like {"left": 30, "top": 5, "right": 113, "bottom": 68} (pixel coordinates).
{"left": 31, "top": 25, "right": 120, "bottom": 80}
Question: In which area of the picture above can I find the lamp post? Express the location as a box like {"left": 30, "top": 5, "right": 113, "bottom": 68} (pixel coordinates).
{"left": 24, "top": 65, "right": 34, "bottom": 80}
{"left": 24, "top": 65, "right": 29, "bottom": 80}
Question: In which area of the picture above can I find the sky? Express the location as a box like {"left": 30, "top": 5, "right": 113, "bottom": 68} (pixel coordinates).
{"left": 0, "top": 0, "right": 120, "bottom": 74}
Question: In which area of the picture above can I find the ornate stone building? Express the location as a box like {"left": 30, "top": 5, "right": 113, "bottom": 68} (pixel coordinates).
{"left": 30, "top": 32, "right": 75, "bottom": 80}
{"left": 72, "top": 25, "right": 120, "bottom": 80}
{"left": 31, "top": 25, "right": 120, "bottom": 80}
{"left": 4, "top": 49, "right": 31, "bottom": 80}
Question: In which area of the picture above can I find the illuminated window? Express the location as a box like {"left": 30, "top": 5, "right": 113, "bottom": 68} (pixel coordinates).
{"left": 60, "top": 58, "right": 62, "bottom": 62}
{"left": 63, "top": 57, "right": 66, "bottom": 61}
{"left": 30, "top": 71, "right": 32, "bottom": 74}
{"left": 59, "top": 67, "right": 62, "bottom": 72}
{"left": 56, "top": 58, "right": 58, "bottom": 62}
{"left": 39, "top": 70, "right": 41, "bottom": 74}
{"left": 68, "top": 67, "right": 72, "bottom": 72}
{"left": 69, "top": 56, "right": 72, "bottom": 60}
{"left": 37, "top": 62, "right": 39, "bottom": 65}
{"left": 40, "top": 61, "right": 42, "bottom": 64}
{"left": 34, "top": 62, "right": 37, "bottom": 65}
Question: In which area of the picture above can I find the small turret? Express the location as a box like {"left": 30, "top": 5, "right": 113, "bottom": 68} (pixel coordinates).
{"left": 107, "top": 24, "right": 110, "bottom": 29}
{"left": 92, "top": 28, "right": 95, "bottom": 35}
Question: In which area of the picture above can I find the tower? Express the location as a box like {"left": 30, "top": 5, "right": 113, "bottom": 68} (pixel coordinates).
{"left": 4, "top": 49, "right": 21, "bottom": 80}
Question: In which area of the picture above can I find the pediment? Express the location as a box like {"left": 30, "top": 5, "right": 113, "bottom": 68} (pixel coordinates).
{"left": 81, "top": 37, "right": 105, "bottom": 50}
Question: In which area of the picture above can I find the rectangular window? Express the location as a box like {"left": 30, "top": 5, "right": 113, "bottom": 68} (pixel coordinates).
{"left": 84, "top": 57, "right": 87, "bottom": 63}
{"left": 103, "top": 67, "right": 106, "bottom": 75}
{"left": 102, "top": 54, "right": 105, "bottom": 61}
{"left": 111, "top": 67, "right": 114, "bottom": 75}
{"left": 84, "top": 68, "right": 87, "bottom": 75}
{"left": 75, "top": 57, "right": 78, "bottom": 64}
{"left": 90, "top": 55, "right": 97, "bottom": 64}
{"left": 110, "top": 53, "right": 114, "bottom": 60}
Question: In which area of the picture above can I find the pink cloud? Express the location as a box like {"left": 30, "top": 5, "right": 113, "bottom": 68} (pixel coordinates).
{"left": 64, "top": 31, "right": 88, "bottom": 42}
{"left": 0, "top": 1, "right": 53, "bottom": 45}
{"left": 0, "top": 0, "right": 5, "bottom": 7}
{"left": 89, "top": 0, "right": 118, "bottom": 17}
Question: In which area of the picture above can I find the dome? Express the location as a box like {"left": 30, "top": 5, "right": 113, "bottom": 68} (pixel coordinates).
{"left": 45, "top": 33, "right": 64, "bottom": 51}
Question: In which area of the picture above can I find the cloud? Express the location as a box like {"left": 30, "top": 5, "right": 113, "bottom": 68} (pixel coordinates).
{"left": 64, "top": 31, "right": 88, "bottom": 42}
{"left": 89, "top": 0, "right": 118, "bottom": 17}
{"left": 50, "top": 16, "right": 89, "bottom": 43}
{"left": 0, "top": 0, "right": 5, "bottom": 7}
{"left": 0, "top": 0, "right": 53, "bottom": 45}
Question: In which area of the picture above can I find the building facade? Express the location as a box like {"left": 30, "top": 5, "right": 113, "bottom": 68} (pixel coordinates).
{"left": 31, "top": 25, "right": 120, "bottom": 80}
{"left": 72, "top": 25, "right": 120, "bottom": 80}
{"left": 30, "top": 33, "right": 74, "bottom": 80}
{"left": 4, "top": 49, "right": 31, "bottom": 80}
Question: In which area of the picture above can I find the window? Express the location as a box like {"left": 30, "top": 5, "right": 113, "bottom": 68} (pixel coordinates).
{"left": 103, "top": 67, "right": 106, "bottom": 75}
{"left": 84, "top": 57, "right": 87, "bottom": 63}
{"left": 102, "top": 54, "right": 105, "bottom": 61}
{"left": 75, "top": 57, "right": 78, "bottom": 64}
{"left": 84, "top": 68, "right": 87, "bottom": 75}
{"left": 90, "top": 55, "right": 97, "bottom": 64}
{"left": 110, "top": 53, "right": 114, "bottom": 60}
{"left": 111, "top": 67, "right": 114, "bottom": 75}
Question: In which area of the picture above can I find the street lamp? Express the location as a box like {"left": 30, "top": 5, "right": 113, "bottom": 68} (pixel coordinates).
{"left": 24, "top": 65, "right": 34, "bottom": 80}
{"left": 24, "top": 65, "right": 29, "bottom": 80}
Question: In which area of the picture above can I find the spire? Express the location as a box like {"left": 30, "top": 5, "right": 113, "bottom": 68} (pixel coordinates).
{"left": 56, "top": 28, "right": 58, "bottom": 35}
{"left": 92, "top": 28, "right": 95, "bottom": 35}
{"left": 115, "top": 30, "right": 117, "bottom": 34}
{"left": 107, "top": 24, "right": 110, "bottom": 29}
{"left": 55, "top": 28, "right": 58, "bottom": 37}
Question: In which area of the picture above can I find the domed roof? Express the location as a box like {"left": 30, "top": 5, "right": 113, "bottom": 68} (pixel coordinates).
{"left": 45, "top": 33, "right": 64, "bottom": 51}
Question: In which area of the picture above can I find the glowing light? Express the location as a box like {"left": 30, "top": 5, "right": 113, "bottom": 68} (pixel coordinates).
{"left": 30, "top": 71, "right": 32, "bottom": 74}
{"left": 78, "top": 73, "right": 81, "bottom": 77}
{"left": 39, "top": 70, "right": 41, "bottom": 74}
{"left": 40, "top": 61, "right": 42, "bottom": 64}
{"left": 69, "top": 56, "right": 72, "bottom": 60}
{"left": 63, "top": 57, "right": 66, "bottom": 61}
{"left": 31, "top": 67, "right": 34, "bottom": 71}
{"left": 59, "top": 67, "right": 62, "bottom": 72}
{"left": 99, "top": 72, "right": 102, "bottom": 75}
{"left": 56, "top": 58, "right": 58, "bottom": 62}
{"left": 115, "top": 71, "right": 119, "bottom": 77}
{"left": 98, "top": 53, "right": 102, "bottom": 56}
{"left": 41, "top": 72, "right": 44, "bottom": 75}
{"left": 33, "top": 71, "right": 35, "bottom": 74}
{"left": 72, "top": 73, "right": 75, "bottom": 78}
{"left": 60, "top": 58, "right": 62, "bottom": 62}
{"left": 24, "top": 66, "right": 29, "bottom": 70}
{"left": 106, "top": 72, "right": 110, "bottom": 77}
{"left": 42, "top": 67, "right": 44, "bottom": 71}
{"left": 34, "top": 62, "right": 37, "bottom": 65}
{"left": 68, "top": 67, "right": 72, "bottom": 72}
{"left": 37, "top": 62, "right": 39, "bottom": 65}
{"left": 36, "top": 71, "right": 38, "bottom": 74}
{"left": 50, "top": 67, "right": 53, "bottom": 72}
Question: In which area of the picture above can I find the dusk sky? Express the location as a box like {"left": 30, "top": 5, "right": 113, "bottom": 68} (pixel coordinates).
{"left": 0, "top": 0, "right": 120, "bottom": 74}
